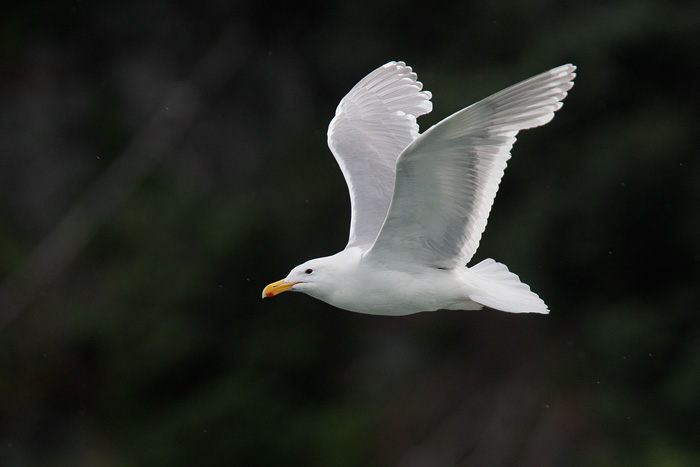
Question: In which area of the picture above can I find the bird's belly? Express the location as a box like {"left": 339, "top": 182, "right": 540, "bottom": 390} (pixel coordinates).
{"left": 325, "top": 267, "right": 480, "bottom": 316}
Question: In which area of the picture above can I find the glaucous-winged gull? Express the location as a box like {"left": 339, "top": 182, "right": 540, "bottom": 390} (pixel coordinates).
{"left": 263, "top": 61, "right": 575, "bottom": 315}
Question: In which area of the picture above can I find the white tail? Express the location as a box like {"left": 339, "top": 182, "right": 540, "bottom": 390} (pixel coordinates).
{"left": 467, "top": 259, "right": 549, "bottom": 314}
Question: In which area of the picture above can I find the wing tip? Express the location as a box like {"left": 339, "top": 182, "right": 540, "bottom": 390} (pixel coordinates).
{"left": 339, "top": 60, "right": 433, "bottom": 119}
{"left": 550, "top": 63, "right": 577, "bottom": 88}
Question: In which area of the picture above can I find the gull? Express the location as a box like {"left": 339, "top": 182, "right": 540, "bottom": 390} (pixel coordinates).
{"left": 263, "top": 61, "right": 575, "bottom": 315}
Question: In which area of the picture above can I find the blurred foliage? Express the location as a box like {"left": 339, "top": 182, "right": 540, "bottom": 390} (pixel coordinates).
{"left": 1, "top": 0, "right": 699, "bottom": 465}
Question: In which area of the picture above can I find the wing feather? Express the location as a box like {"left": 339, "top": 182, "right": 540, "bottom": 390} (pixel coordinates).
{"left": 327, "top": 62, "right": 432, "bottom": 248}
{"left": 366, "top": 64, "right": 576, "bottom": 268}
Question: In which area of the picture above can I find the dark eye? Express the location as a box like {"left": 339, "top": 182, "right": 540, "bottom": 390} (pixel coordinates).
{"left": 305, "top": 268, "right": 313, "bottom": 274}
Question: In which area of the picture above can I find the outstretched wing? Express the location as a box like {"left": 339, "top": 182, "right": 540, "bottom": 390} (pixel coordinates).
{"left": 367, "top": 64, "right": 576, "bottom": 268}
{"left": 327, "top": 61, "right": 432, "bottom": 249}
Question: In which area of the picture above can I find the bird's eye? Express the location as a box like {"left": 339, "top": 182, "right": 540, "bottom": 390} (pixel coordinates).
{"left": 305, "top": 268, "right": 313, "bottom": 274}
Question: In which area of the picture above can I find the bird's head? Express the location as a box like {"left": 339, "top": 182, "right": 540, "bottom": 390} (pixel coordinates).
{"left": 262, "top": 258, "right": 334, "bottom": 300}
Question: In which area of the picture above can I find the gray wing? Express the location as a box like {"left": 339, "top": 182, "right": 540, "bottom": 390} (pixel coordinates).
{"left": 327, "top": 61, "right": 432, "bottom": 249}
{"left": 366, "top": 64, "right": 576, "bottom": 268}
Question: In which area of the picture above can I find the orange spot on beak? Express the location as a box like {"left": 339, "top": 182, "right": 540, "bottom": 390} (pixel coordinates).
{"left": 262, "top": 279, "right": 296, "bottom": 298}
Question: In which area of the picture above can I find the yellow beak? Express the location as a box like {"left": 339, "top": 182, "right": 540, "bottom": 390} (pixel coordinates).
{"left": 262, "top": 279, "right": 297, "bottom": 298}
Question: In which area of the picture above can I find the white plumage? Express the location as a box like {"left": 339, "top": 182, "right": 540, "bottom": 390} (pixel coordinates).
{"left": 263, "top": 61, "right": 576, "bottom": 315}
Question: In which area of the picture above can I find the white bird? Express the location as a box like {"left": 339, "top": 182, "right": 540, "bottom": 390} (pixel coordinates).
{"left": 263, "top": 61, "right": 575, "bottom": 315}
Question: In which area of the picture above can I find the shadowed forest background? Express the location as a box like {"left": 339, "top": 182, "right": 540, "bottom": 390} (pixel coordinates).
{"left": 2, "top": 0, "right": 699, "bottom": 465}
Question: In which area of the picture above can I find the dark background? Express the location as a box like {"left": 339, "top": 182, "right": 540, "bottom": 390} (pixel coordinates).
{"left": 2, "top": 0, "right": 699, "bottom": 465}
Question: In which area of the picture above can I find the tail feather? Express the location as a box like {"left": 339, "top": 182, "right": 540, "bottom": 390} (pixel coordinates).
{"left": 468, "top": 258, "right": 549, "bottom": 314}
